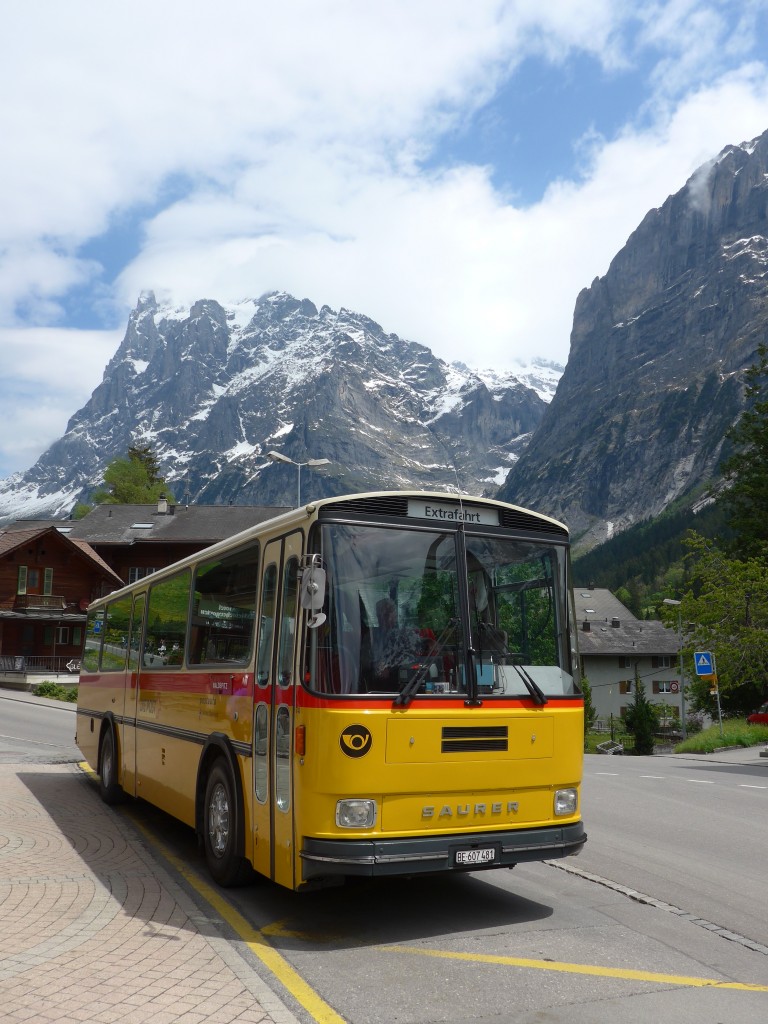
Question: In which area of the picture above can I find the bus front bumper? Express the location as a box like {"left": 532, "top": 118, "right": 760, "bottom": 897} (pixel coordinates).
{"left": 300, "top": 822, "right": 586, "bottom": 881}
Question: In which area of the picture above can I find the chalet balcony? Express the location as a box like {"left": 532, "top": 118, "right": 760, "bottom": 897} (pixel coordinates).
{"left": 13, "top": 594, "right": 67, "bottom": 612}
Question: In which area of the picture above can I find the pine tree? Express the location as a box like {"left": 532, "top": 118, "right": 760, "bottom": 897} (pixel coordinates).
{"left": 90, "top": 446, "right": 174, "bottom": 505}
{"left": 624, "top": 673, "right": 657, "bottom": 755}
{"left": 720, "top": 343, "right": 768, "bottom": 560}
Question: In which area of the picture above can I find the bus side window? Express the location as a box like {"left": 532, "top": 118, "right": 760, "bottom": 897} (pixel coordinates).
{"left": 82, "top": 610, "right": 104, "bottom": 673}
{"left": 101, "top": 595, "right": 133, "bottom": 672}
{"left": 144, "top": 569, "right": 191, "bottom": 668}
{"left": 189, "top": 543, "right": 260, "bottom": 665}
{"left": 256, "top": 564, "right": 277, "bottom": 686}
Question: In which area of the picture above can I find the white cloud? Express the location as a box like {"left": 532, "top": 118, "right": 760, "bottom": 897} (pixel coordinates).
{"left": 0, "top": 328, "right": 122, "bottom": 478}
{"left": 1, "top": 1, "right": 767, "bottom": 477}
{"left": 117, "top": 63, "right": 768, "bottom": 366}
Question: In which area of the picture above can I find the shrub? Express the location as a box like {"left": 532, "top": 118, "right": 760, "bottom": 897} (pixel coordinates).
{"left": 675, "top": 719, "right": 768, "bottom": 753}
{"left": 624, "top": 679, "right": 658, "bottom": 755}
{"left": 33, "top": 681, "right": 78, "bottom": 702}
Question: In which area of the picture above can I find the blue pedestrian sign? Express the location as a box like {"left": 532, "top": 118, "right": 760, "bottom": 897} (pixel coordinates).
{"left": 694, "top": 651, "right": 714, "bottom": 675}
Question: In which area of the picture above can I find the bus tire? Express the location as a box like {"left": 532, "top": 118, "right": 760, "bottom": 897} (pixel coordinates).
{"left": 203, "top": 760, "right": 247, "bottom": 886}
{"left": 98, "top": 726, "right": 124, "bottom": 805}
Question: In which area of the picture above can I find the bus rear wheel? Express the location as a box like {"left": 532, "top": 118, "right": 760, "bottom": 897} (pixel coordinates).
{"left": 98, "top": 727, "right": 124, "bottom": 805}
{"left": 203, "top": 760, "right": 247, "bottom": 886}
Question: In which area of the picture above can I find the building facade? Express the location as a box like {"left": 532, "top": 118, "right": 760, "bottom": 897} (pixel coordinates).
{"left": 574, "top": 589, "right": 684, "bottom": 728}
{"left": 0, "top": 526, "right": 122, "bottom": 678}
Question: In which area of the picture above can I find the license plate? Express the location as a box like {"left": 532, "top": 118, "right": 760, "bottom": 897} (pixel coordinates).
{"left": 455, "top": 847, "right": 496, "bottom": 865}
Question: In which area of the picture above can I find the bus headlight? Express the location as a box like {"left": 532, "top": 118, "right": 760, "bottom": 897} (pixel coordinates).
{"left": 554, "top": 789, "right": 578, "bottom": 816}
{"left": 336, "top": 799, "right": 377, "bottom": 828}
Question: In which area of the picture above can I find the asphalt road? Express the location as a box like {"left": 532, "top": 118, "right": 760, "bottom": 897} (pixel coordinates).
{"left": 0, "top": 688, "right": 80, "bottom": 763}
{"left": 578, "top": 749, "right": 768, "bottom": 950}
{"left": 3, "top": 689, "right": 768, "bottom": 1023}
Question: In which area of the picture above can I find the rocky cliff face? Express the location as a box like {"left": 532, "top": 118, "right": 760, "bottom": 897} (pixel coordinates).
{"left": 0, "top": 293, "right": 559, "bottom": 519}
{"left": 499, "top": 129, "right": 768, "bottom": 548}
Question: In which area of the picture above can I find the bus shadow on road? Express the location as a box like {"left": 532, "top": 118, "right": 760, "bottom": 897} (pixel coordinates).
{"left": 238, "top": 870, "right": 555, "bottom": 951}
{"left": 18, "top": 766, "right": 555, "bottom": 951}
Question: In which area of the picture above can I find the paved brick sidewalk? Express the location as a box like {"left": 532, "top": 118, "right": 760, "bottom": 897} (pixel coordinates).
{"left": 0, "top": 761, "right": 299, "bottom": 1024}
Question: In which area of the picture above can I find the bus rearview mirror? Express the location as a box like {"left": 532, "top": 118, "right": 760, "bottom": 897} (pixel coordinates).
{"left": 300, "top": 566, "right": 327, "bottom": 629}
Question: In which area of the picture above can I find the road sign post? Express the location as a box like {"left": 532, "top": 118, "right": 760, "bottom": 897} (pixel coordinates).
{"left": 694, "top": 652, "right": 723, "bottom": 738}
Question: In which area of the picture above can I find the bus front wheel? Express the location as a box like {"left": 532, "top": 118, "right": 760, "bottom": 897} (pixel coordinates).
{"left": 203, "top": 760, "right": 246, "bottom": 886}
{"left": 98, "top": 727, "right": 124, "bottom": 805}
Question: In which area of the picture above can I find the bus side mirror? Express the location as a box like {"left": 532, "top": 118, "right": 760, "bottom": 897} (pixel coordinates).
{"left": 300, "top": 566, "right": 327, "bottom": 629}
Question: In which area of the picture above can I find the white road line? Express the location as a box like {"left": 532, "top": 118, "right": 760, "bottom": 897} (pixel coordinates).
{"left": 593, "top": 772, "right": 619, "bottom": 776}
{"left": 686, "top": 779, "right": 715, "bottom": 783}
{"left": 640, "top": 775, "right": 665, "bottom": 779}
{"left": 738, "top": 784, "right": 767, "bottom": 789}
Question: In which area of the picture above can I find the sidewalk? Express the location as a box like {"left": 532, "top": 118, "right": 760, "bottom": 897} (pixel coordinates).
{"left": 0, "top": 692, "right": 299, "bottom": 1024}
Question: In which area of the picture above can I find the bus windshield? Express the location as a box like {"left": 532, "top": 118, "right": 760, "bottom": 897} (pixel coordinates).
{"left": 304, "top": 523, "right": 577, "bottom": 699}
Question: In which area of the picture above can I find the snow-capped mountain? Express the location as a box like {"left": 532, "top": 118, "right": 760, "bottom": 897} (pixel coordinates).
{"left": 0, "top": 292, "right": 561, "bottom": 520}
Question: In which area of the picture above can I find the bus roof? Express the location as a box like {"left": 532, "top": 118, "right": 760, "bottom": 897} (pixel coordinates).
{"left": 84, "top": 490, "right": 568, "bottom": 609}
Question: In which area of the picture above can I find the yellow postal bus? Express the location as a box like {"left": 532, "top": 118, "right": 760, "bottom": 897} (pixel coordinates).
{"left": 76, "top": 491, "right": 586, "bottom": 889}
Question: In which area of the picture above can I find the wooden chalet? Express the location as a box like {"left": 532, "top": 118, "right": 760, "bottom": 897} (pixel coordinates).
{"left": 0, "top": 525, "right": 123, "bottom": 678}
{"left": 1, "top": 499, "right": 289, "bottom": 685}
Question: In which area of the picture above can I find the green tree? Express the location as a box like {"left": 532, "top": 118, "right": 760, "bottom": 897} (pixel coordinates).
{"left": 581, "top": 676, "right": 596, "bottom": 741}
{"left": 127, "top": 444, "right": 162, "bottom": 484}
{"left": 720, "top": 343, "right": 768, "bottom": 560}
{"left": 667, "top": 533, "right": 768, "bottom": 715}
{"left": 624, "top": 673, "right": 657, "bottom": 755}
{"left": 91, "top": 447, "right": 174, "bottom": 505}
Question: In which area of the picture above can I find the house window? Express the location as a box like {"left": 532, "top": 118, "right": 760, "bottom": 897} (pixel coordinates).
{"left": 652, "top": 655, "right": 673, "bottom": 668}
{"left": 618, "top": 656, "right": 631, "bottom": 668}
{"left": 44, "top": 567, "right": 53, "bottom": 595}
{"left": 129, "top": 567, "right": 156, "bottom": 584}
{"left": 73, "top": 627, "right": 82, "bottom": 646}
{"left": 619, "top": 679, "right": 633, "bottom": 694}
{"left": 653, "top": 680, "right": 675, "bottom": 693}
{"left": 17, "top": 566, "right": 27, "bottom": 594}
{"left": 56, "top": 627, "right": 69, "bottom": 645}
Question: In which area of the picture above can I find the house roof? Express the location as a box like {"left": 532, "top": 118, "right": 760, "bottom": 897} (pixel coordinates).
{"left": 63, "top": 502, "right": 291, "bottom": 547}
{"left": 0, "top": 525, "right": 123, "bottom": 585}
{"left": 573, "top": 587, "right": 638, "bottom": 624}
{"left": 574, "top": 588, "right": 678, "bottom": 657}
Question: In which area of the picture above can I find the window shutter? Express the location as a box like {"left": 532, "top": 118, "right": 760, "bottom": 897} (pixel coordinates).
{"left": 651, "top": 656, "right": 659, "bottom": 668}
{"left": 17, "top": 565, "right": 27, "bottom": 595}
{"left": 652, "top": 680, "right": 660, "bottom": 694}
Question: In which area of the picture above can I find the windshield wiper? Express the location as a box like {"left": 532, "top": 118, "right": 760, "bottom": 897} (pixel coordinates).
{"left": 509, "top": 663, "right": 548, "bottom": 705}
{"left": 393, "top": 619, "right": 457, "bottom": 707}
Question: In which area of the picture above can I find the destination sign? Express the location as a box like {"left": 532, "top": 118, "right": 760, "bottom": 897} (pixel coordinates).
{"left": 408, "top": 500, "right": 499, "bottom": 527}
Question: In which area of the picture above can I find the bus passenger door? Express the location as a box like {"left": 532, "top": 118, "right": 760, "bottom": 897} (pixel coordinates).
{"left": 251, "top": 533, "right": 303, "bottom": 889}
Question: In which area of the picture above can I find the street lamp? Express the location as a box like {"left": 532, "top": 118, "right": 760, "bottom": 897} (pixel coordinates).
{"left": 663, "top": 598, "right": 687, "bottom": 739}
{"left": 266, "top": 451, "right": 331, "bottom": 507}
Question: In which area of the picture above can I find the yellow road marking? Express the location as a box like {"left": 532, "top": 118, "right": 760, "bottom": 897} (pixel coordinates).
{"left": 382, "top": 945, "right": 768, "bottom": 992}
{"left": 80, "top": 763, "right": 343, "bottom": 1020}
{"left": 80, "top": 767, "right": 767, "bottom": 1002}
{"left": 126, "top": 815, "right": 347, "bottom": 1024}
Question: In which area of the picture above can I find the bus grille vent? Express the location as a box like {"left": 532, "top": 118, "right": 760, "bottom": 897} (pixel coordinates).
{"left": 441, "top": 726, "right": 508, "bottom": 753}
{"left": 320, "top": 496, "right": 410, "bottom": 518}
{"left": 499, "top": 508, "right": 567, "bottom": 536}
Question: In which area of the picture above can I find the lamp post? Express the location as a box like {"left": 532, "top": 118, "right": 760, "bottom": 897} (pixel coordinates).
{"left": 266, "top": 451, "right": 331, "bottom": 507}
{"left": 663, "top": 598, "right": 687, "bottom": 739}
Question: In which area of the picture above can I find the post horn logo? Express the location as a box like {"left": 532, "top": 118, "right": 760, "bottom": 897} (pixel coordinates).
{"left": 339, "top": 724, "right": 372, "bottom": 758}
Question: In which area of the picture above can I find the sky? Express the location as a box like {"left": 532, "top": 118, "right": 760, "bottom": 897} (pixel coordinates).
{"left": 2, "top": 0, "right": 768, "bottom": 479}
